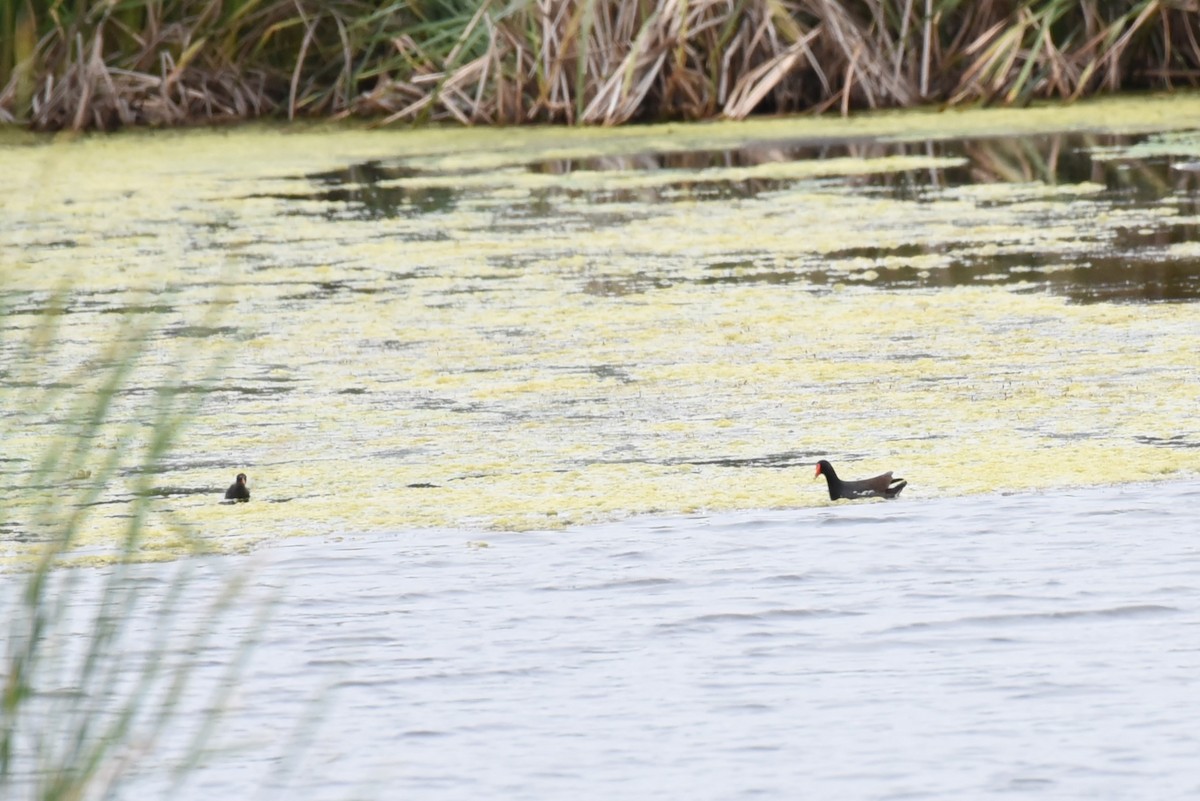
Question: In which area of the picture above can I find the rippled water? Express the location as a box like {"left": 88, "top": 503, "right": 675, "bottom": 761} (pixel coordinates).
{"left": 22, "top": 480, "right": 1195, "bottom": 800}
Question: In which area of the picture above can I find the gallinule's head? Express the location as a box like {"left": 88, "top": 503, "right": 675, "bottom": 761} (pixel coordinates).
{"left": 814, "top": 460, "right": 834, "bottom": 478}
{"left": 225, "top": 472, "right": 250, "bottom": 501}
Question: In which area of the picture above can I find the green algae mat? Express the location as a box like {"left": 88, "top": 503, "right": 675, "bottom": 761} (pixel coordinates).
{"left": 4, "top": 94, "right": 1200, "bottom": 561}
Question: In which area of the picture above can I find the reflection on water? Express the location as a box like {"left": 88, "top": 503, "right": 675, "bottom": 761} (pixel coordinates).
{"left": 277, "top": 131, "right": 1200, "bottom": 302}
{"left": 762, "top": 249, "right": 1200, "bottom": 302}
{"left": 253, "top": 161, "right": 459, "bottom": 220}
{"left": 526, "top": 131, "right": 1200, "bottom": 199}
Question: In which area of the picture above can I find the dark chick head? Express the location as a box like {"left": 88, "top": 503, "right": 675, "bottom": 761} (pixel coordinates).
{"left": 225, "top": 473, "right": 251, "bottom": 501}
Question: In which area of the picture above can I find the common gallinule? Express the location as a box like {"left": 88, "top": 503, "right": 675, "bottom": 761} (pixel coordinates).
{"left": 815, "top": 460, "right": 906, "bottom": 500}
{"left": 225, "top": 473, "right": 250, "bottom": 502}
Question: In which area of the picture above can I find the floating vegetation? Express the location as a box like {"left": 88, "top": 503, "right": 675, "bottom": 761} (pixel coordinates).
{"left": 4, "top": 97, "right": 1200, "bottom": 558}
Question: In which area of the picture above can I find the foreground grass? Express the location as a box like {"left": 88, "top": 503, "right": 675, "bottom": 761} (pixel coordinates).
{"left": 1, "top": 0, "right": 1199, "bottom": 130}
{"left": 0, "top": 298, "right": 266, "bottom": 799}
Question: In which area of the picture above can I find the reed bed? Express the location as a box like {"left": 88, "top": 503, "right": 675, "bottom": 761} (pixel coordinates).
{"left": 2, "top": 0, "right": 1199, "bottom": 130}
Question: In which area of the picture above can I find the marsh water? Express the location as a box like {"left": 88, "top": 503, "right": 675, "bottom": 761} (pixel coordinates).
{"left": 31, "top": 480, "right": 1200, "bottom": 800}
{"left": 3, "top": 95, "right": 1200, "bottom": 797}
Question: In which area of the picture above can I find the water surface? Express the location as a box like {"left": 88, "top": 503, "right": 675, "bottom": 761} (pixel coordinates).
{"left": 16, "top": 480, "right": 1197, "bottom": 800}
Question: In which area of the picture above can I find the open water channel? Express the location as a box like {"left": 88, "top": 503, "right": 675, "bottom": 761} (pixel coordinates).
{"left": 25, "top": 479, "right": 1200, "bottom": 800}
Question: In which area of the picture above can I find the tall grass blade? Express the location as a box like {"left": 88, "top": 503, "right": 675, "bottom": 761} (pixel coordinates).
{"left": 0, "top": 291, "right": 268, "bottom": 800}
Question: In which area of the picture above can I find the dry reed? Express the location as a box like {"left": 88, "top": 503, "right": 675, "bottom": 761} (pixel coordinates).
{"left": 2, "top": 0, "right": 1198, "bottom": 131}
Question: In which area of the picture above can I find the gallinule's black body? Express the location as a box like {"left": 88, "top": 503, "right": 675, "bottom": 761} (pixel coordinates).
{"left": 225, "top": 473, "right": 250, "bottom": 502}
{"left": 815, "top": 460, "right": 905, "bottom": 500}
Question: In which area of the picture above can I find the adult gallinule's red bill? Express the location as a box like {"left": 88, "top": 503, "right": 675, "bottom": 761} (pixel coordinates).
{"left": 225, "top": 473, "right": 250, "bottom": 502}
{"left": 815, "top": 460, "right": 906, "bottom": 500}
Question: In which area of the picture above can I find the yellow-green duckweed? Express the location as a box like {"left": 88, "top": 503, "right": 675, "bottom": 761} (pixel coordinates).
{"left": 4, "top": 94, "right": 1200, "bottom": 562}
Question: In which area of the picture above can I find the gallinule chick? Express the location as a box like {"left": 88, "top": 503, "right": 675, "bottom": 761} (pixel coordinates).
{"left": 225, "top": 472, "right": 250, "bottom": 502}
{"left": 815, "top": 460, "right": 905, "bottom": 500}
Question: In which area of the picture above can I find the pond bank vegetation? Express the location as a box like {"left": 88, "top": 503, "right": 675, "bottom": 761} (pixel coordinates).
{"left": 2, "top": 0, "right": 1199, "bottom": 131}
